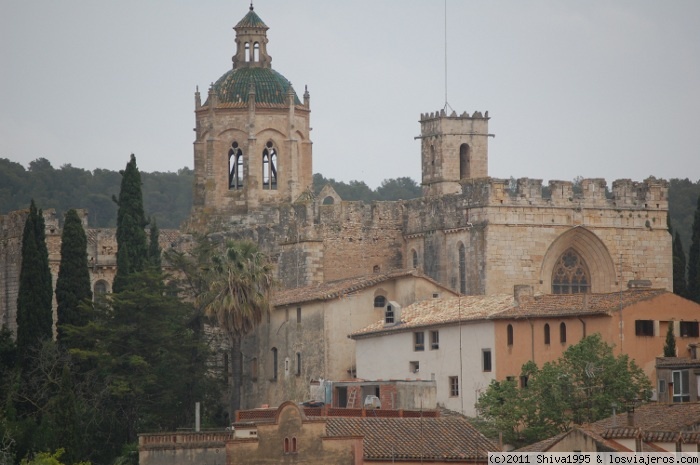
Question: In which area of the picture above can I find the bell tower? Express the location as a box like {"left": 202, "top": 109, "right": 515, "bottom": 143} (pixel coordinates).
{"left": 419, "top": 109, "right": 490, "bottom": 196}
{"left": 190, "top": 5, "right": 312, "bottom": 225}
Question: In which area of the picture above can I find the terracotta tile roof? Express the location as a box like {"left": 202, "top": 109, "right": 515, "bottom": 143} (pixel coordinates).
{"left": 272, "top": 269, "right": 453, "bottom": 308}
{"left": 515, "top": 431, "right": 569, "bottom": 452}
{"left": 325, "top": 416, "right": 500, "bottom": 461}
{"left": 601, "top": 427, "right": 641, "bottom": 439}
{"left": 493, "top": 289, "right": 668, "bottom": 319}
{"left": 590, "top": 402, "right": 700, "bottom": 433}
{"left": 655, "top": 357, "right": 700, "bottom": 368}
{"left": 681, "top": 432, "right": 700, "bottom": 444}
{"left": 350, "top": 294, "right": 513, "bottom": 338}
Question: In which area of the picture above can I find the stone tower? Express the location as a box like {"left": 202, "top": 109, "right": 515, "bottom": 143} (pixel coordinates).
{"left": 420, "top": 109, "right": 490, "bottom": 196}
{"left": 191, "top": 6, "right": 312, "bottom": 224}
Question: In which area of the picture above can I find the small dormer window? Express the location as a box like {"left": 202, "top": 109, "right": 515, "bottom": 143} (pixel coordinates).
{"left": 385, "top": 305, "right": 394, "bottom": 324}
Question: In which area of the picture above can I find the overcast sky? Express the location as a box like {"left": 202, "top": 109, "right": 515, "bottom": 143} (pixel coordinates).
{"left": 2, "top": 1, "right": 699, "bottom": 189}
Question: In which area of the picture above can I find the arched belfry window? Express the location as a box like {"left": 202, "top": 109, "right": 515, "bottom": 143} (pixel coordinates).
{"left": 411, "top": 249, "right": 418, "bottom": 269}
{"left": 460, "top": 143, "right": 470, "bottom": 179}
{"left": 228, "top": 141, "right": 244, "bottom": 189}
{"left": 245, "top": 42, "right": 250, "bottom": 62}
{"left": 253, "top": 42, "right": 260, "bottom": 62}
{"left": 552, "top": 248, "right": 590, "bottom": 294}
{"left": 262, "top": 141, "right": 277, "bottom": 190}
{"left": 458, "top": 243, "right": 466, "bottom": 294}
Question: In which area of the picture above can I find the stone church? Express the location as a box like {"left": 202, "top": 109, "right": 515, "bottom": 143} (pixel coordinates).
{"left": 0, "top": 6, "right": 672, "bottom": 401}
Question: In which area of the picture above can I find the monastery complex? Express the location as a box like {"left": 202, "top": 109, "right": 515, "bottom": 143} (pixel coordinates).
{"left": 2, "top": 6, "right": 697, "bottom": 417}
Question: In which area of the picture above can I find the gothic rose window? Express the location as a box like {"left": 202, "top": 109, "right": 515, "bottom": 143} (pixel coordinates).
{"left": 552, "top": 248, "right": 590, "bottom": 294}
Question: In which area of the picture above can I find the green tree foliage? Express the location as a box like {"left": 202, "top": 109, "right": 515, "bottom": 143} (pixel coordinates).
{"left": 55, "top": 210, "right": 92, "bottom": 345}
{"left": 71, "top": 269, "right": 216, "bottom": 446}
{"left": 475, "top": 334, "right": 650, "bottom": 448}
{"left": 312, "top": 173, "right": 422, "bottom": 202}
{"left": 147, "top": 218, "right": 162, "bottom": 269}
{"left": 664, "top": 322, "right": 677, "bottom": 357}
{"left": 688, "top": 192, "right": 700, "bottom": 303}
{"left": 198, "top": 240, "right": 274, "bottom": 417}
{"left": 668, "top": 178, "right": 700, "bottom": 258}
{"left": 672, "top": 232, "right": 687, "bottom": 297}
{"left": 112, "top": 155, "right": 149, "bottom": 293}
{"left": 0, "top": 158, "right": 193, "bottom": 229}
{"left": 16, "top": 200, "right": 53, "bottom": 363}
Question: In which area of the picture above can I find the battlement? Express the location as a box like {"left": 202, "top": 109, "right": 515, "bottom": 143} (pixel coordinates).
{"left": 460, "top": 176, "right": 669, "bottom": 209}
{"left": 420, "top": 109, "right": 489, "bottom": 121}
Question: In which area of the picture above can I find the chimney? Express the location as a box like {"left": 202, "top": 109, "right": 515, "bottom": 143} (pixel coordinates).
{"left": 514, "top": 285, "right": 534, "bottom": 306}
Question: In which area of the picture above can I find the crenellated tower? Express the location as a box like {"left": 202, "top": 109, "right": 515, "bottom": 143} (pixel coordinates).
{"left": 419, "top": 109, "right": 490, "bottom": 197}
{"left": 189, "top": 5, "right": 312, "bottom": 228}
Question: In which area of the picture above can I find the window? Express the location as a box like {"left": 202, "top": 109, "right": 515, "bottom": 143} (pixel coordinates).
{"left": 459, "top": 143, "right": 470, "bottom": 179}
{"left": 635, "top": 320, "right": 654, "bottom": 336}
{"left": 296, "top": 352, "right": 301, "bottom": 376}
{"left": 374, "top": 296, "right": 386, "bottom": 307}
{"left": 414, "top": 332, "right": 425, "bottom": 351}
{"left": 244, "top": 42, "right": 250, "bottom": 62}
{"left": 680, "top": 321, "right": 699, "bottom": 338}
{"left": 672, "top": 370, "right": 690, "bottom": 402}
{"left": 560, "top": 322, "right": 567, "bottom": 343}
{"left": 283, "top": 437, "right": 297, "bottom": 453}
{"left": 658, "top": 379, "right": 666, "bottom": 394}
{"left": 373, "top": 265, "right": 381, "bottom": 273}
{"left": 411, "top": 249, "right": 418, "bottom": 268}
{"left": 544, "top": 323, "right": 550, "bottom": 345}
{"left": 262, "top": 141, "right": 277, "bottom": 190}
{"left": 409, "top": 361, "right": 420, "bottom": 374}
{"left": 449, "top": 376, "right": 459, "bottom": 397}
{"left": 253, "top": 42, "right": 260, "bottom": 62}
{"left": 507, "top": 324, "right": 514, "bottom": 346}
{"left": 228, "top": 141, "right": 244, "bottom": 189}
{"left": 271, "top": 348, "right": 278, "bottom": 381}
{"left": 385, "top": 304, "right": 395, "bottom": 324}
{"left": 552, "top": 248, "right": 590, "bottom": 294}
{"left": 296, "top": 307, "right": 301, "bottom": 324}
{"left": 94, "top": 280, "right": 108, "bottom": 298}
{"left": 482, "top": 349, "right": 492, "bottom": 372}
{"left": 520, "top": 375, "right": 529, "bottom": 388}
{"left": 458, "top": 243, "right": 466, "bottom": 294}
{"left": 430, "top": 330, "right": 439, "bottom": 350}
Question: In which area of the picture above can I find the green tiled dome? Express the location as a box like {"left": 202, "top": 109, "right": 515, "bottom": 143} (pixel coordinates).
{"left": 235, "top": 8, "right": 268, "bottom": 29}
{"left": 211, "top": 67, "right": 301, "bottom": 105}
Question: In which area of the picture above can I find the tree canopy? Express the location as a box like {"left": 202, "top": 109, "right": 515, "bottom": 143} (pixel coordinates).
{"left": 475, "top": 334, "right": 651, "bottom": 448}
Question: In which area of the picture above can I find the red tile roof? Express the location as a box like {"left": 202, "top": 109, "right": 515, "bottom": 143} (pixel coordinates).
{"left": 272, "top": 269, "right": 454, "bottom": 307}
{"left": 325, "top": 416, "right": 500, "bottom": 461}
{"left": 350, "top": 294, "right": 513, "bottom": 338}
{"left": 589, "top": 402, "right": 700, "bottom": 433}
{"left": 494, "top": 289, "right": 668, "bottom": 319}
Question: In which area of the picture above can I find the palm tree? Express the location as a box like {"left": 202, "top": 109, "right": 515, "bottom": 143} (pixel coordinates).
{"left": 199, "top": 240, "right": 274, "bottom": 419}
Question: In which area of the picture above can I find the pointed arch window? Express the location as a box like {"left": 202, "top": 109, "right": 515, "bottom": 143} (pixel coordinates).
{"left": 560, "top": 322, "right": 567, "bottom": 343}
{"left": 460, "top": 143, "right": 471, "bottom": 179}
{"left": 228, "top": 141, "right": 244, "bottom": 189}
{"left": 411, "top": 249, "right": 418, "bottom": 269}
{"left": 458, "top": 243, "right": 466, "bottom": 294}
{"left": 552, "top": 248, "right": 590, "bottom": 294}
{"left": 253, "top": 42, "right": 260, "bottom": 62}
{"left": 262, "top": 141, "right": 277, "bottom": 190}
{"left": 544, "top": 323, "right": 551, "bottom": 345}
{"left": 245, "top": 42, "right": 251, "bottom": 62}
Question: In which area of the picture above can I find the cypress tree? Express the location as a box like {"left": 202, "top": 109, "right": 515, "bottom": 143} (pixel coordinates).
{"left": 112, "top": 154, "right": 148, "bottom": 293}
{"left": 688, "top": 193, "right": 700, "bottom": 303}
{"left": 16, "top": 200, "right": 53, "bottom": 361}
{"left": 147, "top": 218, "right": 162, "bottom": 269}
{"left": 672, "top": 232, "right": 687, "bottom": 298}
{"left": 55, "top": 209, "right": 92, "bottom": 344}
{"left": 663, "top": 322, "right": 677, "bottom": 357}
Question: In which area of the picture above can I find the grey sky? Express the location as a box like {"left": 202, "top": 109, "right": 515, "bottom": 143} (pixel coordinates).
{"left": 2, "top": 1, "right": 699, "bottom": 189}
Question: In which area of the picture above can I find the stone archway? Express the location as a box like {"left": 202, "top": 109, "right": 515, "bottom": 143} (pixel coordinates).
{"left": 540, "top": 226, "right": 617, "bottom": 294}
